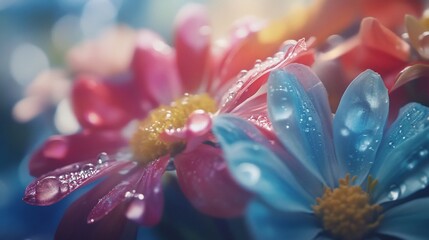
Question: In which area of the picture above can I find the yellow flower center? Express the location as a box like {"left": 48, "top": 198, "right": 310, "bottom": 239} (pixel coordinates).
{"left": 313, "top": 175, "right": 383, "bottom": 240}
{"left": 131, "top": 93, "right": 217, "bottom": 164}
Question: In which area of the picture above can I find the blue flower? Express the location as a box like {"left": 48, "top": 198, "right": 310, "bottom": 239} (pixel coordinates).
{"left": 213, "top": 63, "right": 429, "bottom": 240}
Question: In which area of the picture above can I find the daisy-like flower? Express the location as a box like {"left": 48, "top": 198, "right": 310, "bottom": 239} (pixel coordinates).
{"left": 22, "top": 4, "right": 314, "bottom": 239}
{"left": 214, "top": 63, "right": 429, "bottom": 239}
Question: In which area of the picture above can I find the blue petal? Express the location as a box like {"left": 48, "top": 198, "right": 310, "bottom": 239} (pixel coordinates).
{"left": 284, "top": 64, "right": 343, "bottom": 179}
{"left": 268, "top": 67, "right": 336, "bottom": 186}
{"left": 247, "top": 200, "right": 321, "bottom": 240}
{"left": 333, "top": 70, "right": 388, "bottom": 183}
{"left": 369, "top": 103, "right": 429, "bottom": 203}
{"left": 213, "top": 114, "right": 272, "bottom": 147}
{"left": 221, "top": 141, "right": 315, "bottom": 213}
{"left": 378, "top": 197, "right": 429, "bottom": 240}
{"left": 213, "top": 114, "right": 324, "bottom": 200}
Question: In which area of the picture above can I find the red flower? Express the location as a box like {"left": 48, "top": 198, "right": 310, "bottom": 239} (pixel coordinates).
{"left": 23, "top": 4, "right": 313, "bottom": 239}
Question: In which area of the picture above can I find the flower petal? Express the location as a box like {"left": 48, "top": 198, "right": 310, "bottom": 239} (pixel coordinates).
{"left": 55, "top": 172, "right": 138, "bottom": 240}
{"left": 174, "top": 3, "right": 211, "bottom": 93}
{"left": 87, "top": 169, "right": 143, "bottom": 223}
{"left": 132, "top": 30, "right": 182, "bottom": 105}
{"left": 220, "top": 140, "right": 316, "bottom": 213}
{"left": 174, "top": 144, "right": 250, "bottom": 218}
{"left": 213, "top": 114, "right": 273, "bottom": 148}
{"left": 369, "top": 103, "right": 429, "bottom": 203}
{"left": 24, "top": 157, "right": 134, "bottom": 206}
{"left": 378, "top": 197, "right": 429, "bottom": 240}
{"left": 246, "top": 200, "right": 321, "bottom": 240}
{"left": 219, "top": 39, "right": 314, "bottom": 113}
{"left": 213, "top": 116, "right": 321, "bottom": 210}
{"left": 72, "top": 75, "right": 140, "bottom": 129}
{"left": 268, "top": 68, "right": 334, "bottom": 185}
{"left": 29, "top": 130, "right": 128, "bottom": 177}
{"left": 125, "top": 156, "right": 169, "bottom": 226}
{"left": 333, "top": 70, "right": 388, "bottom": 183}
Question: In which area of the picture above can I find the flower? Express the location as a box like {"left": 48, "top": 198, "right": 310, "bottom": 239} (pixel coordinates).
{"left": 22, "top": 3, "right": 314, "bottom": 239}
{"left": 313, "top": 13, "right": 429, "bottom": 122}
{"left": 214, "top": 63, "right": 429, "bottom": 239}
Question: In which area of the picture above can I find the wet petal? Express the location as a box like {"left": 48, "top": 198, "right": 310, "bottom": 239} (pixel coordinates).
{"left": 246, "top": 200, "right": 321, "bottom": 240}
{"left": 174, "top": 3, "right": 211, "bottom": 93}
{"left": 369, "top": 103, "right": 429, "bottom": 203}
{"left": 378, "top": 197, "right": 429, "bottom": 240}
{"left": 29, "top": 130, "right": 128, "bottom": 177}
{"left": 24, "top": 157, "right": 134, "bottom": 206}
{"left": 132, "top": 30, "right": 182, "bottom": 105}
{"left": 333, "top": 70, "right": 388, "bottom": 183}
{"left": 174, "top": 144, "right": 250, "bottom": 217}
{"left": 125, "top": 156, "right": 168, "bottom": 226}
{"left": 72, "top": 75, "right": 140, "bottom": 129}
{"left": 220, "top": 141, "right": 314, "bottom": 213}
{"left": 213, "top": 114, "right": 273, "bottom": 148}
{"left": 268, "top": 68, "right": 333, "bottom": 185}
{"left": 55, "top": 172, "right": 138, "bottom": 240}
{"left": 87, "top": 169, "right": 143, "bottom": 223}
{"left": 219, "top": 39, "right": 314, "bottom": 113}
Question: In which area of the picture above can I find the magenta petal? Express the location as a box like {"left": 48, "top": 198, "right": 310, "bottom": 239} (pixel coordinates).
{"left": 219, "top": 39, "right": 312, "bottom": 113}
{"left": 87, "top": 169, "right": 143, "bottom": 223}
{"left": 72, "top": 75, "right": 139, "bottom": 129}
{"left": 24, "top": 158, "right": 135, "bottom": 206}
{"left": 55, "top": 172, "right": 138, "bottom": 240}
{"left": 126, "top": 156, "right": 169, "bottom": 226}
{"left": 132, "top": 30, "right": 182, "bottom": 105}
{"left": 174, "top": 3, "right": 211, "bottom": 93}
{"left": 29, "top": 130, "right": 128, "bottom": 177}
{"left": 175, "top": 144, "right": 250, "bottom": 217}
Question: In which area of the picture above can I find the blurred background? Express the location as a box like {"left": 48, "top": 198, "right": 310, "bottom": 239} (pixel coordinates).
{"left": 0, "top": 0, "right": 309, "bottom": 239}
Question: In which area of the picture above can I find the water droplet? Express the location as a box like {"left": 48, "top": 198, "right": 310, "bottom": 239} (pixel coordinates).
{"left": 36, "top": 176, "right": 60, "bottom": 202}
{"left": 420, "top": 174, "right": 428, "bottom": 187}
{"left": 419, "top": 149, "right": 429, "bottom": 157}
{"left": 340, "top": 128, "right": 350, "bottom": 137}
{"left": 125, "top": 190, "right": 145, "bottom": 200}
{"left": 98, "top": 152, "right": 109, "bottom": 164}
{"left": 387, "top": 185, "right": 400, "bottom": 200}
{"left": 236, "top": 163, "right": 260, "bottom": 186}
{"left": 88, "top": 218, "right": 95, "bottom": 223}
{"left": 356, "top": 135, "right": 372, "bottom": 152}
{"left": 238, "top": 70, "right": 248, "bottom": 78}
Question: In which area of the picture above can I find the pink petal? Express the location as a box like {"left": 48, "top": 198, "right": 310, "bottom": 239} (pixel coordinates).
{"left": 55, "top": 172, "right": 138, "bottom": 240}
{"left": 29, "top": 130, "right": 128, "bottom": 177}
{"left": 175, "top": 144, "right": 250, "bottom": 217}
{"left": 126, "top": 156, "right": 169, "bottom": 226}
{"left": 72, "top": 75, "right": 141, "bottom": 129}
{"left": 132, "top": 30, "right": 182, "bottom": 105}
{"left": 174, "top": 3, "right": 211, "bottom": 93}
{"left": 24, "top": 157, "right": 135, "bottom": 206}
{"left": 219, "top": 39, "right": 313, "bottom": 113}
{"left": 87, "top": 169, "right": 143, "bottom": 223}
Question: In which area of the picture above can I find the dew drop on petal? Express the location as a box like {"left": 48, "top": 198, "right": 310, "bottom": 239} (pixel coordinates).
{"left": 387, "top": 185, "right": 400, "bottom": 201}
{"left": 97, "top": 152, "right": 109, "bottom": 164}
{"left": 236, "top": 163, "right": 260, "bottom": 186}
{"left": 35, "top": 176, "right": 61, "bottom": 203}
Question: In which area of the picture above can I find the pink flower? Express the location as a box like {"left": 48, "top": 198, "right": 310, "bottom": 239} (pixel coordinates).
{"left": 23, "top": 4, "right": 313, "bottom": 239}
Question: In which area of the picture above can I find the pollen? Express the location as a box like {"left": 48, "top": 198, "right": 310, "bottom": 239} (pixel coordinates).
{"left": 130, "top": 93, "right": 217, "bottom": 164}
{"left": 313, "top": 175, "right": 383, "bottom": 240}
